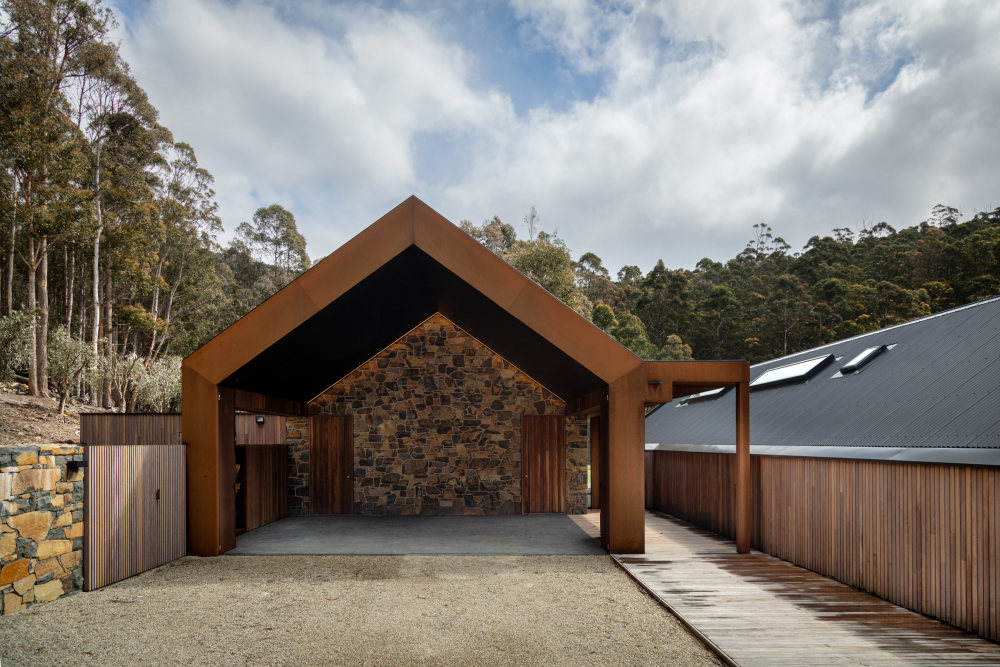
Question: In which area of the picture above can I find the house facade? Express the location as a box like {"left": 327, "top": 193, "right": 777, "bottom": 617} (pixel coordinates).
{"left": 181, "top": 197, "right": 751, "bottom": 556}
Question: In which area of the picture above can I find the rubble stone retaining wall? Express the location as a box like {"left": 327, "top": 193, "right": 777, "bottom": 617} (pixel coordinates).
{"left": 0, "top": 445, "right": 84, "bottom": 614}
{"left": 297, "top": 314, "right": 588, "bottom": 516}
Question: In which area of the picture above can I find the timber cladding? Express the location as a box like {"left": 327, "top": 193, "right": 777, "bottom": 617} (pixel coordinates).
{"left": 80, "top": 413, "right": 182, "bottom": 446}
{"left": 645, "top": 449, "right": 1000, "bottom": 642}
{"left": 240, "top": 445, "right": 288, "bottom": 531}
{"left": 236, "top": 414, "right": 287, "bottom": 445}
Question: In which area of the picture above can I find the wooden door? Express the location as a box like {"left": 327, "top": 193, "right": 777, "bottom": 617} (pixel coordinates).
{"left": 243, "top": 445, "right": 288, "bottom": 531}
{"left": 522, "top": 414, "right": 566, "bottom": 513}
{"left": 311, "top": 415, "right": 354, "bottom": 514}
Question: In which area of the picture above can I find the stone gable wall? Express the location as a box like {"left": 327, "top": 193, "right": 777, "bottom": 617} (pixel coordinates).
{"left": 0, "top": 445, "right": 84, "bottom": 615}
{"left": 306, "top": 314, "right": 588, "bottom": 515}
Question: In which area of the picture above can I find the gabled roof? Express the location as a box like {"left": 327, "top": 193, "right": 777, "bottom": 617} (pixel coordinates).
{"left": 184, "top": 196, "right": 641, "bottom": 402}
{"left": 646, "top": 296, "right": 1000, "bottom": 466}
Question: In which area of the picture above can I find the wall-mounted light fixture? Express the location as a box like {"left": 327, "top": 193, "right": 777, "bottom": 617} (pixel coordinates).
{"left": 255, "top": 415, "right": 265, "bottom": 425}
{"left": 648, "top": 380, "right": 662, "bottom": 387}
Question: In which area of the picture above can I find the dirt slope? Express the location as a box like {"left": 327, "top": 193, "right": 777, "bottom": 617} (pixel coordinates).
{"left": 0, "top": 388, "right": 92, "bottom": 445}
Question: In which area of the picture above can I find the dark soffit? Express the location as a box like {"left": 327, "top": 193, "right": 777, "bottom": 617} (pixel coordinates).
{"left": 221, "top": 246, "right": 605, "bottom": 403}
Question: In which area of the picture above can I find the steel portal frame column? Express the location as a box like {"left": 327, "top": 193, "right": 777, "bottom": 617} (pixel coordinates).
{"left": 181, "top": 365, "right": 235, "bottom": 557}
{"left": 604, "top": 367, "right": 646, "bottom": 554}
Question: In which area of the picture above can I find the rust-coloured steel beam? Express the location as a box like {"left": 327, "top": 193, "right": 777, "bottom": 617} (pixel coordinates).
{"left": 185, "top": 196, "right": 643, "bottom": 389}
{"left": 640, "top": 359, "right": 752, "bottom": 556}
{"left": 643, "top": 360, "right": 748, "bottom": 405}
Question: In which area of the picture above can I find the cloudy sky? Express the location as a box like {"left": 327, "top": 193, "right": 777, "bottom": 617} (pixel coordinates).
{"left": 109, "top": 0, "right": 1000, "bottom": 273}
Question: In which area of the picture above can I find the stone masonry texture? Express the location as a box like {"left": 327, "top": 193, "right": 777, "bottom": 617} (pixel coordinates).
{"left": 300, "top": 314, "right": 589, "bottom": 516}
{"left": 286, "top": 418, "right": 310, "bottom": 517}
{"left": 0, "top": 444, "right": 84, "bottom": 615}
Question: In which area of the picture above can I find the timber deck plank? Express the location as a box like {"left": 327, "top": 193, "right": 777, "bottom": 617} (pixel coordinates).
{"left": 570, "top": 511, "right": 1000, "bottom": 666}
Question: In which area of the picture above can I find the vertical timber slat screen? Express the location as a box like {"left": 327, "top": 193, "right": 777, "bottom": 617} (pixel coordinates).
{"left": 645, "top": 450, "right": 1000, "bottom": 642}
{"left": 82, "top": 413, "right": 186, "bottom": 592}
{"left": 80, "top": 413, "right": 182, "bottom": 446}
{"left": 84, "top": 443, "right": 186, "bottom": 591}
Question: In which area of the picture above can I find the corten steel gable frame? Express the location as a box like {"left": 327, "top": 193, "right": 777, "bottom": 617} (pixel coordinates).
{"left": 182, "top": 196, "right": 751, "bottom": 556}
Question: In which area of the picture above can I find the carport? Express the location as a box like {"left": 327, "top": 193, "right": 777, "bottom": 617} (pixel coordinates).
{"left": 228, "top": 515, "right": 605, "bottom": 555}
{"left": 182, "top": 197, "right": 751, "bottom": 556}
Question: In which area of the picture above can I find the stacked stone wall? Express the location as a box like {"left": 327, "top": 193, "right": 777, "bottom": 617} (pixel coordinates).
{"left": 0, "top": 445, "right": 84, "bottom": 615}
{"left": 566, "top": 417, "right": 589, "bottom": 513}
{"left": 307, "top": 314, "right": 588, "bottom": 515}
{"left": 286, "top": 418, "right": 310, "bottom": 516}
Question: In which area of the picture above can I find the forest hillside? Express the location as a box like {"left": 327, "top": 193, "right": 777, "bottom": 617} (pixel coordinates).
{"left": 2, "top": 0, "right": 998, "bottom": 415}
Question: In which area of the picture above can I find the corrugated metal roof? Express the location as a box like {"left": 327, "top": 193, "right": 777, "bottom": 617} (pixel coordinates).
{"left": 645, "top": 296, "right": 1000, "bottom": 465}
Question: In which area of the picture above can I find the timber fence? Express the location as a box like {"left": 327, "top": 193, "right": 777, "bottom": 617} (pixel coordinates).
{"left": 81, "top": 413, "right": 186, "bottom": 591}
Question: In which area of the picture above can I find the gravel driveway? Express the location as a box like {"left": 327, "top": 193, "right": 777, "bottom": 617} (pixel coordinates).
{"left": 0, "top": 555, "right": 719, "bottom": 666}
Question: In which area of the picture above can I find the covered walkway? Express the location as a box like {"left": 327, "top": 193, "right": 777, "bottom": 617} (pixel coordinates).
{"left": 571, "top": 511, "right": 1000, "bottom": 666}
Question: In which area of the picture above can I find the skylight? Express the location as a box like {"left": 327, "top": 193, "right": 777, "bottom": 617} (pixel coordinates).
{"left": 840, "top": 345, "right": 888, "bottom": 374}
{"left": 750, "top": 354, "right": 833, "bottom": 390}
{"left": 677, "top": 386, "right": 728, "bottom": 404}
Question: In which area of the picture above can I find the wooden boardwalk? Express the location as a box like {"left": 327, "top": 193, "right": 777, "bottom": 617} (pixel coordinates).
{"left": 570, "top": 511, "right": 1000, "bottom": 666}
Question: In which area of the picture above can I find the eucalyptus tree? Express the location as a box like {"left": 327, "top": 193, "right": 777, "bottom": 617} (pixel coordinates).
{"left": 72, "top": 41, "right": 159, "bottom": 357}
{"left": 234, "top": 203, "right": 309, "bottom": 275}
{"left": 635, "top": 260, "right": 692, "bottom": 350}
{"left": 146, "top": 141, "right": 221, "bottom": 359}
{"left": 575, "top": 252, "right": 623, "bottom": 313}
{"left": 0, "top": 0, "right": 114, "bottom": 394}
{"left": 462, "top": 213, "right": 590, "bottom": 318}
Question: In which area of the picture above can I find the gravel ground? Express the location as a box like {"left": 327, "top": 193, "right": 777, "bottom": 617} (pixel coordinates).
{"left": 0, "top": 555, "right": 719, "bottom": 666}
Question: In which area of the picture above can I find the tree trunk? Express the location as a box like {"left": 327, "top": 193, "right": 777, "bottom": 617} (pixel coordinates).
{"left": 36, "top": 237, "right": 49, "bottom": 396}
{"left": 104, "top": 268, "right": 114, "bottom": 348}
{"left": 91, "top": 221, "right": 102, "bottom": 356}
{"left": 65, "top": 244, "right": 74, "bottom": 331}
{"left": 77, "top": 260, "right": 86, "bottom": 339}
{"left": 101, "top": 265, "right": 113, "bottom": 408}
{"left": 26, "top": 237, "right": 38, "bottom": 395}
{"left": 5, "top": 200, "right": 14, "bottom": 316}
{"left": 146, "top": 247, "right": 166, "bottom": 359}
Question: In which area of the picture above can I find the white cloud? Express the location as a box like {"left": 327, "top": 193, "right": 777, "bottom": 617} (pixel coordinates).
{"left": 114, "top": 0, "right": 514, "bottom": 253}
{"left": 442, "top": 0, "right": 1000, "bottom": 270}
{"left": 114, "top": 0, "right": 1000, "bottom": 272}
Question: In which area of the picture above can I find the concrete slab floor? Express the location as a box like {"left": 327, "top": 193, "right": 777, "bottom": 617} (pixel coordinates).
{"left": 227, "top": 514, "right": 607, "bottom": 556}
